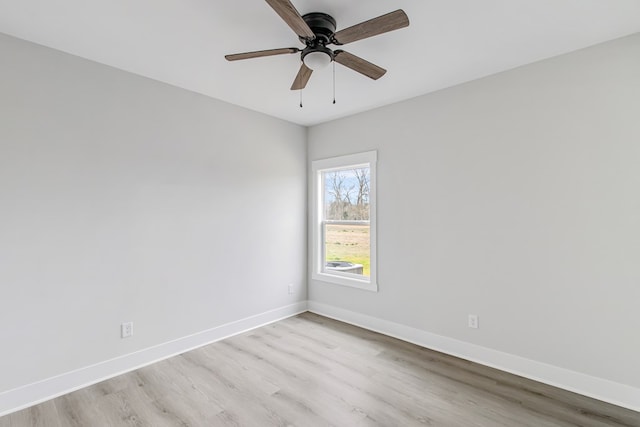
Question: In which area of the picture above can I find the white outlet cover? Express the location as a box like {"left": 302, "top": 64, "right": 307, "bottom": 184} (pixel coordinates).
{"left": 468, "top": 314, "right": 479, "bottom": 329}
{"left": 121, "top": 322, "right": 133, "bottom": 338}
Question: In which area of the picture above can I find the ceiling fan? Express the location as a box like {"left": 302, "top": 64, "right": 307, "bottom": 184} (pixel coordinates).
{"left": 225, "top": 0, "right": 410, "bottom": 90}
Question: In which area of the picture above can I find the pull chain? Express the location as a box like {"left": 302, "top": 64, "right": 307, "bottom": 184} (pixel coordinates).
{"left": 332, "top": 60, "right": 336, "bottom": 104}
{"left": 298, "top": 60, "right": 303, "bottom": 108}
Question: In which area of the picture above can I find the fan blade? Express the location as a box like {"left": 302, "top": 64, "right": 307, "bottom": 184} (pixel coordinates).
{"left": 333, "top": 9, "right": 409, "bottom": 45}
{"left": 291, "top": 63, "right": 313, "bottom": 90}
{"left": 225, "top": 47, "right": 300, "bottom": 61}
{"left": 265, "top": 0, "right": 315, "bottom": 40}
{"left": 334, "top": 50, "right": 386, "bottom": 80}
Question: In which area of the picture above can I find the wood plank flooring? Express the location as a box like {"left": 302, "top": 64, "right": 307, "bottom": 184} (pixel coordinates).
{"left": 1, "top": 312, "right": 639, "bottom": 426}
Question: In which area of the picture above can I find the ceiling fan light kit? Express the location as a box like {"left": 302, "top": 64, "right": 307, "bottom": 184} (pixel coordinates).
{"left": 302, "top": 47, "right": 332, "bottom": 71}
{"left": 225, "top": 0, "right": 409, "bottom": 100}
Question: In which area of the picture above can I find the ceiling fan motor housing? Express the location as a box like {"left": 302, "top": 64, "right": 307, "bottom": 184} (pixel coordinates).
{"left": 300, "top": 12, "right": 336, "bottom": 45}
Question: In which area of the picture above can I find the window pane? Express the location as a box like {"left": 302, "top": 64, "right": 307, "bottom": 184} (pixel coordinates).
{"left": 324, "top": 223, "right": 370, "bottom": 277}
{"left": 322, "top": 166, "right": 370, "bottom": 277}
{"left": 323, "top": 168, "right": 370, "bottom": 221}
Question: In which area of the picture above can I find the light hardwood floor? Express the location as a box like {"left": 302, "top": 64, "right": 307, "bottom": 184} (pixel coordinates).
{"left": 1, "top": 312, "right": 639, "bottom": 426}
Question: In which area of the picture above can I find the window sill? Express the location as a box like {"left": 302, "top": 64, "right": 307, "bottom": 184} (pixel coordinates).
{"left": 312, "top": 271, "right": 378, "bottom": 292}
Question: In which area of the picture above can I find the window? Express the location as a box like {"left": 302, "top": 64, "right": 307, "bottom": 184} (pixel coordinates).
{"left": 311, "top": 151, "right": 377, "bottom": 291}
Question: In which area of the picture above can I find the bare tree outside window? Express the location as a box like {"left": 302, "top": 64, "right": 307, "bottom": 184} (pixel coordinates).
{"left": 324, "top": 168, "right": 370, "bottom": 221}
{"left": 354, "top": 168, "right": 370, "bottom": 221}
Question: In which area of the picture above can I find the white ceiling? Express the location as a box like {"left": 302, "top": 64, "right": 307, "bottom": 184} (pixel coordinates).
{"left": 1, "top": 0, "right": 639, "bottom": 126}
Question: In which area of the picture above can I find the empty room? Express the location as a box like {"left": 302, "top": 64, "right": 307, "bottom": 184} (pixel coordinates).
{"left": 1, "top": 0, "right": 639, "bottom": 426}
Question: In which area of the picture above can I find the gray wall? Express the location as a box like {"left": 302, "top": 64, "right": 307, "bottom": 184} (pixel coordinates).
{"left": 308, "top": 34, "right": 640, "bottom": 388}
{"left": 2, "top": 26, "right": 639, "bottom": 403}
{"left": 0, "top": 33, "right": 306, "bottom": 393}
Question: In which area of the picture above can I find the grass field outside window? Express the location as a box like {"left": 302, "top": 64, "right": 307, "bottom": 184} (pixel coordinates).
{"left": 324, "top": 223, "right": 370, "bottom": 276}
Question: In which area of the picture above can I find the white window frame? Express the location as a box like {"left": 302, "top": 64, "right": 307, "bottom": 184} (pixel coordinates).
{"left": 311, "top": 151, "right": 377, "bottom": 292}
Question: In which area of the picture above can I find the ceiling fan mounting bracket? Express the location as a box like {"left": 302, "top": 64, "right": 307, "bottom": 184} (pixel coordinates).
{"left": 299, "top": 12, "right": 336, "bottom": 45}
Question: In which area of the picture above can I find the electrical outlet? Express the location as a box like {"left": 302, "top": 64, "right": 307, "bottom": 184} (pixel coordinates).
{"left": 288, "top": 284, "right": 294, "bottom": 294}
{"left": 468, "top": 314, "right": 479, "bottom": 329}
{"left": 121, "top": 322, "right": 134, "bottom": 338}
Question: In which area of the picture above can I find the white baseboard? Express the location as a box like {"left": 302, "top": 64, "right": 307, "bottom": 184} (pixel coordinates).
{"left": 308, "top": 301, "right": 640, "bottom": 412}
{"left": 4, "top": 300, "right": 638, "bottom": 417}
{"left": 0, "top": 301, "right": 308, "bottom": 417}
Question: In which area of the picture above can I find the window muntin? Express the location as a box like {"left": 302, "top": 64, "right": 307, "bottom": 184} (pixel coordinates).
{"left": 312, "top": 151, "right": 377, "bottom": 291}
